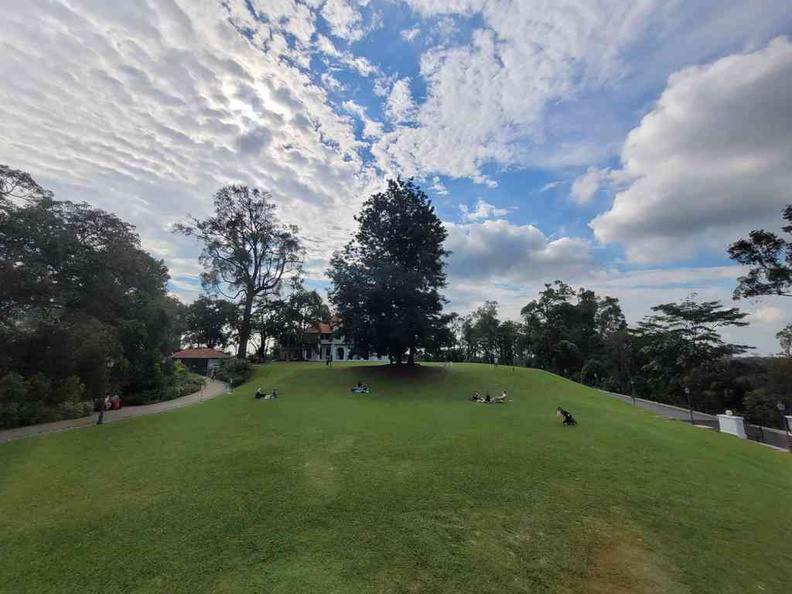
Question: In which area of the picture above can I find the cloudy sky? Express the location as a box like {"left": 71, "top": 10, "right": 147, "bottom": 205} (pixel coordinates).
{"left": 1, "top": 0, "right": 791, "bottom": 352}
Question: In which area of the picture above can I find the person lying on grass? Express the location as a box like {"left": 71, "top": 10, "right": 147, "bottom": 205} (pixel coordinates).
{"left": 351, "top": 382, "right": 370, "bottom": 394}
{"left": 494, "top": 390, "right": 507, "bottom": 403}
{"left": 557, "top": 406, "right": 577, "bottom": 425}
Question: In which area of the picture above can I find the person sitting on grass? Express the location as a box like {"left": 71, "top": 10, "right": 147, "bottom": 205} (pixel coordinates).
{"left": 557, "top": 406, "right": 577, "bottom": 426}
{"left": 484, "top": 392, "right": 492, "bottom": 403}
{"left": 255, "top": 388, "right": 278, "bottom": 400}
{"left": 470, "top": 391, "right": 481, "bottom": 402}
{"left": 494, "top": 390, "right": 507, "bottom": 404}
{"left": 351, "top": 382, "right": 370, "bottom": 394}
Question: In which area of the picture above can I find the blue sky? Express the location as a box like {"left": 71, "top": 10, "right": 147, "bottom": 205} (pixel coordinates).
{"left": 0, "top": 0, "right": 791, "bottom": 352}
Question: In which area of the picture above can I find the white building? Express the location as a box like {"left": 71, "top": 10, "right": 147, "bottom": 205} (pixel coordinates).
{"left": 302, "top": 323, "right": 387, "bottom": 362}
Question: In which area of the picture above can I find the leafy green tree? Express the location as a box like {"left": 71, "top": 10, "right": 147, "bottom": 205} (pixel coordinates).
{"left": 0, "top": 165, "right": 181, "bottom": 425}
{"left": 729, "top": 205, "right": 792, "bottom": 298}
{"left": 175, "top": 186, "right": 303, "bottom": 358}
{"left": 634, "top": 295, "right": 751, "bottom": 404}
{"left": 269, "top": 279, "right": 330, "bottom": 360}
{"left": 0, "top": 164, "right": 52, "bottom": 201}
{"left": 777, "top": 323, "right": 792, "bottom": 357}
{"left": 328, "top": 178, "right": 450, "bottom": 365}
{"left": 185, "top": 296, "right": 238, "bottom": 349}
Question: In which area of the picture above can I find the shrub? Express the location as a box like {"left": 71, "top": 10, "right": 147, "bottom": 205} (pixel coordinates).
{"left": 215, "top": 358, "right": 254, "bottom": 387}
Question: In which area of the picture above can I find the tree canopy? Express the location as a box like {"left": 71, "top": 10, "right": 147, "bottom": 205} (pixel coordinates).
{"left": 175, "top": 185, "right": 303, "bottom": 358}
{"left": 729, "top": 204, "right": 792, "bottom": 298}
{"left": 328, "top": 178, "right": 450, "bottom": 365}
{"left": 0, "top": 166, "right": 186, "bottom": 427}
{"left": 184, "top": 296, "right": 238, "bottom": 349}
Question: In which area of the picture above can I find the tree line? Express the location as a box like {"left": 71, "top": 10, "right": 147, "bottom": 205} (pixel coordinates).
{"left": 1, "top": 161, "right": 790, "bottom": 430}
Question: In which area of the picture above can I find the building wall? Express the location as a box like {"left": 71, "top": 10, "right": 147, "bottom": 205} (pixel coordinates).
{"left": 303, "top": 338, "right": 387, "bottom": 362}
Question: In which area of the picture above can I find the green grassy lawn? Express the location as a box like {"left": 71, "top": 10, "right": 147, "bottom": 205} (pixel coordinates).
{"left": 1, "top": 363, "right": 790, "bottom": 593}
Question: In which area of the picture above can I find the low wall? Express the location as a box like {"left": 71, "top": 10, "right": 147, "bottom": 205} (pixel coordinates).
{"left": 598, "top": 390, "right": 790, "bottom": 451}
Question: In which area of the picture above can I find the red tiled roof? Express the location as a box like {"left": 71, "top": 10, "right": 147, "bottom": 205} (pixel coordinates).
{"left": 171, "top": 348, "right": 231, "bottom": 359}
{"left": 306, "top": 323, "right": 334, "bottom": 334}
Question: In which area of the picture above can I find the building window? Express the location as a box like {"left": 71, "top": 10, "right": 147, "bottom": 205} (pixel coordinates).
{"left": 336, "top": 347, "right": 344, "bottom": 360}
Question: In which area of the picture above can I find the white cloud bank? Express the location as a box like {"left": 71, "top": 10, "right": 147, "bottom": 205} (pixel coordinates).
{"left": 0, "top": 0, "right": 375, "bottom": 299}
{"left": 591, "top": 37, "right": 792, "bottom": 263}
{"left": 445, "top": 220, "right": 596, "bottom": 283}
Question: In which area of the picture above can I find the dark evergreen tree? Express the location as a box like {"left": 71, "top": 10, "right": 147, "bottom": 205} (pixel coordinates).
{"left": 328, "top": 178, "right": 450, "bottom": 365}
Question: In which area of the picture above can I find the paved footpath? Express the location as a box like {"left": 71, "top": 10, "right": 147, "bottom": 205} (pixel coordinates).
{"left": 599, "top": 389, "right": 717, "bottom": 422}
{"left": 0, "top": 379, "right": 229, "bottom": 444}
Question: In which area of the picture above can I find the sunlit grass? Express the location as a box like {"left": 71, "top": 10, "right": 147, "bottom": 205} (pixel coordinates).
{"left": 1, "top": 362, "right": 789, "bottom": 593}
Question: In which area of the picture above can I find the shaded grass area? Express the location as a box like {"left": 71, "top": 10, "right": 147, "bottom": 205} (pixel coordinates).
{"left": 1, "top": 363, "right": 790, "bottom": 593}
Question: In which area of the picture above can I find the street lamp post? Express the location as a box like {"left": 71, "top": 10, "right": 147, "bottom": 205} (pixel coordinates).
{"left": 684, "top": 387, "right": 694, "bottom": 425}
{"left": 630, "top": 378, "right": 636, "bottom": 406}
{"left": 594, "top": 372, "right": 599, "bottom": 389}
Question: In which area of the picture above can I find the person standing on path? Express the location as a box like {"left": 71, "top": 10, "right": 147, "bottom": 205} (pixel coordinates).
{"left": 493, "top": 355, "right": 499, "bottom": 369}
{"left": 326, "top": 352, "right": 332, "bottom": 367}
{"left": 95, "top": 394, "right": 107, "bottom": 425}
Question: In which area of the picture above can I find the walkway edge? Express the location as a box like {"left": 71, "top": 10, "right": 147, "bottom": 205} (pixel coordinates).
{"left": 0, "top": 379, "right": 230, "bottom": 444}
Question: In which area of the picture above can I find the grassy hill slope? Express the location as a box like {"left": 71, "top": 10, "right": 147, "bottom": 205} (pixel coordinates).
{"left": 1, "top": 363, "right": 790, "bottom": 593}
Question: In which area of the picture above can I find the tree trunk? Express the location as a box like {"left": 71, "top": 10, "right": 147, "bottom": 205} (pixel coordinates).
{"left": 237, "top": 290, "right": 255, "bottom": 359}
{"left": 407, "top": 346, "right": 415, "bottom": 366}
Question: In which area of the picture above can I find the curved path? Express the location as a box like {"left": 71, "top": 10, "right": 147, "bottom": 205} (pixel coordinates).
{"left": 0, "top": 379, "right": 229, "bottom": 444}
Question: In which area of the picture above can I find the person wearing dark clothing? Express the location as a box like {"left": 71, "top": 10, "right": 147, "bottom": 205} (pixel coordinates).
{"left": 557, "top": 406, "right": 577, "bottom": 426}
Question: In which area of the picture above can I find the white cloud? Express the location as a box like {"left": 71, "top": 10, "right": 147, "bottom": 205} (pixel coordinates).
{"left": 321, "top": 0, "right": 365, "bottom": 41}
{"left": 591, "top": 38, "right": 792, "bottom": 263}
{"left": 0, "top": 0, "right": 373, "bottom": 303}
{"left": 430, "top": 176, "right": 448, "bottom": 195}
{"left": 445, "top": 219, "right": 596, "bottom": 283}
{"left": 747, "top": 307, "right": 786, "bottom": 326}
{"left": 459, "top": 198, "right": 510, "bottom": 222}
{"left": 540, "top": 180, "right": 564, "bottom": 192}
{"left": 401, "top": 27, "right": 420, "bottom": 42}
{"left": 472, "top": 175, "right": 498, "bottom": 188}
{"left": 386, "top": 78, "right": 417, "bottom": 124}
{"left": 373, "top": 1, "right": 657, "bottom": 181}
{"left": 570, "top": 167, "right": 608, "bottom": 205}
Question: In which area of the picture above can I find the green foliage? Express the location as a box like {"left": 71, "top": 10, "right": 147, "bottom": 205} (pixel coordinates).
{"left": 215, "top": 357, "right": 254, "bottom": 387}
{"left": 0, "top": 164, "right": 185, "bottom": 428}
{"left": 633, "top": 294, "right": 751, "bottom": 405}
{"left": 267, "top": 278, "right": 330, "bottom": 360}
{"left": 0, "top": 363, "right": 790, "bottom": 593}
{"left": 175, "top": 185, "right": 303, "bottom": 358}
{"left": 185, "top": 295, "right": 238, "bottom": 349}
{"left": 742, "top": 389, "right": 781, "bottom": 428}
{"left": 777, "top": 323, "right": 792, "bottom": 357}
{"left": 328, "top": 178, "right": 451, "bottom": 365}
{"left": 0, "top": 372, "right": 89, "bottom": 428}
{"left": 729, "top": 204, "right": 792, "bottom": 299}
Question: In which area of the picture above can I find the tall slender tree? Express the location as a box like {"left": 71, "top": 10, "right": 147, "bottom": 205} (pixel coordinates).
{"left": 175, "top": 186, "right": 302, "bottom": 358}
{"left": 328, "top": 178, "right": 450, "bottom": 365}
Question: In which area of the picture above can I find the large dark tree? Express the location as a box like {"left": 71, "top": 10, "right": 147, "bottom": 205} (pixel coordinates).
{"left": 729, "top": 205, "right": 792, "bottom": 298}
{"left": 175, "top": 186, "right": 302, "bottom": 358}
{"left": 185, "top": 296, "right": 238, "bottom": 349}
{"left": 0, "top": 166, "right": 182, "bottom": 425}
{"left": 328, "top": 178, "right": 450, "bottom": 365}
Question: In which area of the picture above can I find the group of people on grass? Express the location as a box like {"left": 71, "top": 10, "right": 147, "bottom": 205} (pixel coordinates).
{"left": 255, "top": 388, "right": 278, "bottom": 400}
{"left": 470, "top": 390, "right": 508, "bottom": 404}
{"left": 97, "top": 392, "right": 122, "bottom": 411}
{"left": 250, "top": 381, "right": 577, "bottom": 425}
